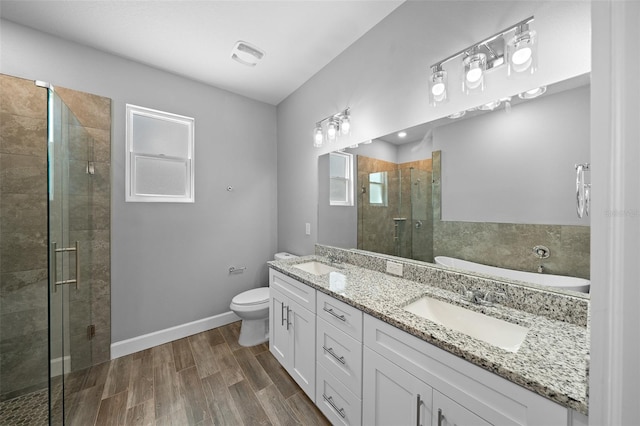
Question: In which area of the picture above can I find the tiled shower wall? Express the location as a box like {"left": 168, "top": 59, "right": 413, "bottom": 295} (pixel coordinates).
{"left": 431, "top": 151, "right": 590, "bottom": 279}
{"left": 0, "top": 74, "right": 111, "bottom": 400}
{"left": 357, "top": 155, "right": 433, "bottom": 262}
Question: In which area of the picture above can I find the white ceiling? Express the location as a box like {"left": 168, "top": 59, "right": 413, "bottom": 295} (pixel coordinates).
{"left": 0, "top": 0, "right": 404, "bottom": 105}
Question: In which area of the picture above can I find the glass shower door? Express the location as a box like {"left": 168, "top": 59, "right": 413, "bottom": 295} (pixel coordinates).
{"left": 47, "top": 88, "right": 94, "bottom": 425}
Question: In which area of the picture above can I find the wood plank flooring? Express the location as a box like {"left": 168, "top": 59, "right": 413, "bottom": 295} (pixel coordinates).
{"left": 59, "top": 321, "right": 330, "bottom": 426}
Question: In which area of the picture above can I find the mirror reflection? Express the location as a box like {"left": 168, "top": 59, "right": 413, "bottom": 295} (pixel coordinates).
{"left": 318, "top": 74, "right": 590, "bottom": 295}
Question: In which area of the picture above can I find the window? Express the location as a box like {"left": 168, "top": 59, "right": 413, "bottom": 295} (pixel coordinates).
{"left": 329, "top": 151, "right": 354, "bottom": 206}
{"left": 126, "top": 104, "right": 195, "bottom": 202}
{"left": 369, "top": 171, "right": 388, "bottom": 206}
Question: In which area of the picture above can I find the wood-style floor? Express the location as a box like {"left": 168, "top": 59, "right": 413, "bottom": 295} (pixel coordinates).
{"left": 57, "top": 321, "right": 330, "bottom": 425}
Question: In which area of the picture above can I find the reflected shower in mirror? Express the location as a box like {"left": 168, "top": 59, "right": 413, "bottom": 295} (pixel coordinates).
{"left": 318, "top": 74, "right": 591, "bottom": 293}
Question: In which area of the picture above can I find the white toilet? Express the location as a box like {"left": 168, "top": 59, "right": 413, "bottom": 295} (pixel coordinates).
{"left": 230, "top": 252, "right": 297, "bottom": 346}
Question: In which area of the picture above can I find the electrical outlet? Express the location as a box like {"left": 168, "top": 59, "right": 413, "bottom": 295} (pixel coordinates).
{"left": 305, "top": 223, "right": 311, "bottom": 235}
{"left": 386, "top": 261, "right": 403, "bottom": 276}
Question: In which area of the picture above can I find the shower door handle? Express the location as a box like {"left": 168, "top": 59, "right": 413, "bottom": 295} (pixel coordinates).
{"left": 52, "top": 241, "right": 80, "bottom": 292}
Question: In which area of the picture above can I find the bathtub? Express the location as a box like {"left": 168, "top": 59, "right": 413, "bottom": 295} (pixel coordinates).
{"left": 434, "top": 256, "right": 590, "bottom": 293}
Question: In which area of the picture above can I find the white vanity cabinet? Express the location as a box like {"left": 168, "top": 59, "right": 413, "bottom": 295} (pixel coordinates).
{"left": 363, "top": 314, "right": 568, "bottom": 426}
{"left": 315, "top": 292, "right": 363, "bottom": 425}
{"left": 363, "top": 346, "right": 433, "bottom": 426}
{"left": 268, "top": 270, "right": 316, "bottom": 401}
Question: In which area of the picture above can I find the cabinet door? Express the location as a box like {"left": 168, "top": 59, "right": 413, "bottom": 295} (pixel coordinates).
{"left": 269, "top": 288, "right": 289, "bottom": 365}
{"left": 290, "top": 299, "right": 316, "bottom": 401}
{"left": 363, "top": 347, "right": 432, "bottom": 426}
{"left": 433, "top": 390, "right": 491, "bottom": 426}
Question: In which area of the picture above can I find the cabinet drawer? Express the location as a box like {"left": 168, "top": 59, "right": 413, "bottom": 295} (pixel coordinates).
{"left": 316, "top": 364, "right": 362, "bottom": 426}
{"left": 269, "top": 269, "right": 316, "bottom": 313}
{"left": 317, "top": 291, "right": 362, "bottom": 341}
{"left": 317, "top": 318, "right": 363, "bottom": 398}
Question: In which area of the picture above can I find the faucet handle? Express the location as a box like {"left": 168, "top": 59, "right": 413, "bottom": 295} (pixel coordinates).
{"left": 483, "top": 290, "right": 507, "bottom": 305}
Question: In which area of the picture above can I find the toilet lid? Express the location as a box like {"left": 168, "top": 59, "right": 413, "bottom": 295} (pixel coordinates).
{"left": 232, "top": 287, "right": 269, "bottom": 305}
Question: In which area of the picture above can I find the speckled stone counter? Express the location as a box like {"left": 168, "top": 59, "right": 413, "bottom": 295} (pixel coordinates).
{"left": 267, "top": 250, "right": 589, "bottom": 415}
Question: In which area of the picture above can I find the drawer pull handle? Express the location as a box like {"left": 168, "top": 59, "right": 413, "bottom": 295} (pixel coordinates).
{"left": 417, "top": 394, "right": 424, "bottom": 426}
{"left": 322, "top": 345, "right": 346, "bottom": 364}
{"left": 437, "top": 408, "right": 443, "bottom": 426}
{"left": 323, "top": 307, "right": 346, "bottom": 322}
{"left": 281, "top": 302, "right": 286, "bottom": 327}
{"left": 322, "top": 394, "right": 346, "bottom": 418}
{"left": 286, "top": 306, "right": 291, "bottom": 330}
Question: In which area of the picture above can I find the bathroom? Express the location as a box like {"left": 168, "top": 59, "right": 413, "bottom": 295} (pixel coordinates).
{"left": 1, "top": 1, "right": 639, "bottom": 425}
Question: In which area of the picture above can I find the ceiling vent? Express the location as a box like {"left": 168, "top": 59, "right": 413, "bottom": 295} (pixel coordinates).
{"left": 231, "top": 41, "right": 265, "bottom": 67}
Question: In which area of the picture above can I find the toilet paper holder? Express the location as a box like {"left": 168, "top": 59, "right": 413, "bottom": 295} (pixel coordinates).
{"left": 229, "top": 266, "right": 247, "bottom": 274}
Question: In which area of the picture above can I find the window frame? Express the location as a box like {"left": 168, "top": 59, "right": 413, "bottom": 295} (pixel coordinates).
{"left": 329, "top": 151, "right": 354, "bottom": 207}
{"left": 125, "top": 104, "right": 195, "bottom": 203}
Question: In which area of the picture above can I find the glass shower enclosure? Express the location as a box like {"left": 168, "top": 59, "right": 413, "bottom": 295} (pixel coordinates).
{"left": 0, "top": 74, "right": 98, "bottom": 425}
{"left": 46, "top": 85, "right": 95, "bottom": 424}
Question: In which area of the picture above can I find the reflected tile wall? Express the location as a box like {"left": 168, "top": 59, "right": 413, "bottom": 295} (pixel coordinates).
{"left": 431, "top": 150, "right": 590, "bottom": 279}
{"left": 0, "top": 74, "right": 111, "bottom": 400}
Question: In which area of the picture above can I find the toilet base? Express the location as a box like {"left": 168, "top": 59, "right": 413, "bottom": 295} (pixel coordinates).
{"left": 238, "top": 318, "right": 269, "bottom": 347}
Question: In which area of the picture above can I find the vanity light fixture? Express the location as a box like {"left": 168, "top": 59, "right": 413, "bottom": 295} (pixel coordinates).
{"left": 518, "top": 86, "right": 547, "bottom": 99}
{"left": 312, "top": 108, "right": 352, "bottom": 147}
{"left": 429, "top": 16, "right": 535, "bottom": 105}
{"left": 231, "top": 41, "right": 265, "bottom": 67}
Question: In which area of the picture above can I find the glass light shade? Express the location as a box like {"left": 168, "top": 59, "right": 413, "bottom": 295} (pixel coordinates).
{"left": 313, "top": 125, "right": 323, "bottom": 147}
{"left": 462, "top": 52, "right": 486, "bottom": 94}
{"left": 429, "top": 68, "right": 448, "bottom": 105}
{"left": 327, "top": 119, "right": 337, "bottom": 141}
{"left": 507, "top": 26, "right": 537, "bottom": 77}
{"left": 340, "top": 114, "right": 351, "bottom": 136}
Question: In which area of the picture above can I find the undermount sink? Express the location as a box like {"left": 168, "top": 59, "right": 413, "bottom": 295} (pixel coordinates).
{"left": 403, "top": 296, "right": 529, "bottom": 353}
{"left": 293, "top": 261, "right": 340, "bottom": 276}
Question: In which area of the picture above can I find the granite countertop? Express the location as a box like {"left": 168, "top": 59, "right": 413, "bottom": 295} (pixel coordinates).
{"left": 268, "top": 255, "right": 589, "bottom": 415}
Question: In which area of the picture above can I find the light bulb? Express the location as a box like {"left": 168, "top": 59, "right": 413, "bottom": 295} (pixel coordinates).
{"left": 512, "top": 46, "right": 532, "bottom": 65}
{"left": 466, "top": 67, "right": 483, "bottom": 83}
{"left": 431, "top": 82, "right": 445, "bottom": 97}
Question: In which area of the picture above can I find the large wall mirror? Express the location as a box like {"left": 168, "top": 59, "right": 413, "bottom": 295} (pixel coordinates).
{"left": 318, "top": 73, "right": 590, "bottom": 296}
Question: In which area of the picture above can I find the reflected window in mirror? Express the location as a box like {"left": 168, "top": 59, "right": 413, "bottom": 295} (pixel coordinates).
{"left": 369, "top": 172, "right": 388, "bottom": 206}
{"left": 329, "top": 152, "right": 354, "bottom": 206}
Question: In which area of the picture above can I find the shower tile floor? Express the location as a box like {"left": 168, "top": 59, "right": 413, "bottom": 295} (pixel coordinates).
{"left": 0, "top": 321, "right": 329, "bottom": 425}
{"left": 0, "top": 388, "right": 48, "bottom": 426}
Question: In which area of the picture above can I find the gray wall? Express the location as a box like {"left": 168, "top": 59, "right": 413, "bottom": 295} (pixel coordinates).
{"left": 436, "top": 85, "right": 590, "bottom": 226}
{"left": 276, "top": 1, "right": 591, "bottom": 257}
{"left": 0, "top": 20, "right": 278, "bottom": 342}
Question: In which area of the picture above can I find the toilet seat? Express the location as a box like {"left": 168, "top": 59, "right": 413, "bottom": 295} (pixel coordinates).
{"left": 231, "top": 287, "right": 269, "bottom": 306}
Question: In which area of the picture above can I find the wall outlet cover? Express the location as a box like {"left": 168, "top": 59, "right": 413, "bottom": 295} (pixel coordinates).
{"left": 386, "top": 261, "right": 403, "bottom": 276}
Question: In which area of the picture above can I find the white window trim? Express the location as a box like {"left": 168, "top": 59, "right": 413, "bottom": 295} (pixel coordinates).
{"left": 329, "top": 151, "right": 354, "bottom": 207}
{"left": 126, "top": 104, "right": 195, "bottom": 203}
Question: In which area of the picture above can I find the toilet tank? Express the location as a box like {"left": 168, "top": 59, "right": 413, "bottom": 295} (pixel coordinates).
{"left": 275, "top": 252, "right": 297, "bottom": 261}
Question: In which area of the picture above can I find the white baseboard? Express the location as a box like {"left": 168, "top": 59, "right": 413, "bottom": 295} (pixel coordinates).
{"left": 50, "top": 355, "right": 71, "bottom": 377}
{"left": 110, "top": 311, "right": 241, "bottom": 359}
